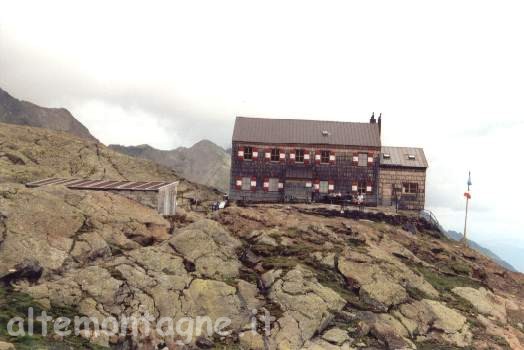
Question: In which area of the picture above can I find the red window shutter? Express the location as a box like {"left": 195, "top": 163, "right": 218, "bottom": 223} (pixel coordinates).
{"left": 329, "top": 151, "right": 336, "bottom": 164}
{"left": 351, "top": 181, "right": 358, "bottom": 193}
{"left": 304, "top": 150, "right": 310, "bottom": 165}
{"left": 368, "top": 152, "right": 374, "bottom": 166}
{"left": 289, "top": 149, "right": 296, "bottom": 164}
{"left": 313, "top": 179, "right": 320, "bottom": 192}
{"left": 238, "top": 146, "right": 244, "bottom": 161}
{"left": 252, "top": 147, "right": 258, "bottom": 160}
{"left": 251, "top": 176, "right": 257, "bottom": 192}
{"left": 315, "top": 150, "right": 321, "bottom": 165}
{"left": 235, "top": 177, "right": 242, "bottom": 190}
{"left": 279, "top": 149, "right": 286, "bottom": 163}
{"left": 366, "top": 181, "right": 373, "bottom": 193}
{"left": 352, "top": 152, "right": 359, "bottom": 166}
{"left": 263, "top": 177, "right": 269, "bottom": 192}
{"left": 328, "top": 180, "right": 335, "bottom": 193}
{"left": 265, "top": 148, "right": 271, "bottom": 162}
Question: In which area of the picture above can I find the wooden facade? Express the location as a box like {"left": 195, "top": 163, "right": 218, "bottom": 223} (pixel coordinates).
{"left": 230, "top": 143, "right": 380, "bottom": 204}
{"left": 229, "top": 116, "right": 428, "bottom": 210}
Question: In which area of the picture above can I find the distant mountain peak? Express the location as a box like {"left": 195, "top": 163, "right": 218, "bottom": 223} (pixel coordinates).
{"left": 0, "top": 86, "right": 97, "bottom": 141}
{"left": 109, "top": 139, "right": 230, "bottom": 192}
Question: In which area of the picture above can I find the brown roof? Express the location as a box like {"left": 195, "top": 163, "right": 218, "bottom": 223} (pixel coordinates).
{"left": 26, "top": 178, "right": 178, "bottom": 191}
{"left": 381, "top": 146, "right": 428, "bottom": 168}
{"left": 232, "top": 117, "right": 381, "bottom": 147}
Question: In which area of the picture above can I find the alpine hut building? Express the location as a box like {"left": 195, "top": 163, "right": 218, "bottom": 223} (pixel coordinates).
{"left": 229, "top": 114, "right": 428, "bottom": 210}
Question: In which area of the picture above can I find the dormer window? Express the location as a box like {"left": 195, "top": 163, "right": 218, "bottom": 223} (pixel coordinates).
{"left": 408, "top": 155, "right": 416, "bottom": 160}
{"left": 321, "top": 130, "right": 330, "bottom": 136}
{"left": 383, "top": 153, "right": 391, "bottom": 159}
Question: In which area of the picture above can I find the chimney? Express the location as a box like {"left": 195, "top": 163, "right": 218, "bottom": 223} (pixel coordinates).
{"left": 378, "top": 113, "right": 382, "bottom": 136}
{"left": 370, "top": 112, "right": 376, "bottom": 124}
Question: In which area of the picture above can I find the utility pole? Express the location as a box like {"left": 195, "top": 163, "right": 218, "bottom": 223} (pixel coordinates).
{"left": 462, "top": 171, "right": 472, "bottom": 245}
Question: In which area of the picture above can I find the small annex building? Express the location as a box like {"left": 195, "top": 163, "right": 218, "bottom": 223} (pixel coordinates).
{"left": 378, "top": 146, "right": 428, "bottom": 210}
{"left": 26, "top": 178, "right": 178, "bottom": 216}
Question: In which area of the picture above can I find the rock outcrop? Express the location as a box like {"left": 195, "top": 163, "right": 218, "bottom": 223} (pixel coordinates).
{"left": 1, "top": 177, "right": 523, "bottom": 349}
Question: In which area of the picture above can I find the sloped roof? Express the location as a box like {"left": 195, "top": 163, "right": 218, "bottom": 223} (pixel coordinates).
{"left": 381, "top": 146, "right": 428, "bottom": 168}
{"left": 26, "top": 178, "right": 178, "bottom": 191}
{"left": 232, "top": 117, "right": 381, "bottom": 147}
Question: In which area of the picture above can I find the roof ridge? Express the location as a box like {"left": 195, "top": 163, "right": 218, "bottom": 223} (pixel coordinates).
{"left": 382, "top": 145, "right": 425, "bottom": 150}
{"left": 236, "top": 116, "right": 374, "bottom": 125}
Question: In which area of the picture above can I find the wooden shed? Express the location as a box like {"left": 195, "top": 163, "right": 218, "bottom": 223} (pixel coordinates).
{"left": 26, "top": 178, "right": 178, "bottom": 216}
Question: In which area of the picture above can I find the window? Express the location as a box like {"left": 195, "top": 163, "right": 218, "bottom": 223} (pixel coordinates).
{"left": 241, "top": 177, "right": 251, "bottom": 191}
{"left": 358, "top": 180, "right": 367, "bottom": 194}
{"left": 295, "top": 149, "right": 304, "bottom": 162}
{"left": 319, "top": 181, "right": 329, "bottom": 193}
{"left": 403, "top": 183, "right": 418, "bottom": 194}
{"left": 268, "top": 178, "right": 279, "bottom": 192}
{"left": 244, "top": 146, "right": 253, "bottom": 160}
{"left": 321, "top": 150, "right": 330, "bottom": 163}
{"left": 271, "top": 148, "right": 280, "bottom": 162}
{"left": 358, "top": 153, "right": 367, "bottom": 167}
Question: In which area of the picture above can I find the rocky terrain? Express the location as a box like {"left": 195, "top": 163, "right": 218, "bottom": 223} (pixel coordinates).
{"left": 109, "top": 141, "right": 230, "bottom": 193}
{"left": 0, "top": 181, "right": 523, "bottom": 349}
{"left": 0, "top": 122, "right": 221, "bottom": 206}
{"left": 0, "top": 122, "right": 523, "bottom": 350}
{"left": 0, "top": 88, "right": 96, "bottom": 141}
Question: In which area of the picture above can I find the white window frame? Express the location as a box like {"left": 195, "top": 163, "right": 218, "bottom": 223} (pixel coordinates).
{"left": 358, "top": 153, "right": 367, "bottom": 167}
{"left": 241, "top": 177, "right": 251, "bottom": 191}
{"left": 268, "top": 178, "right": 279, "bottom": 192}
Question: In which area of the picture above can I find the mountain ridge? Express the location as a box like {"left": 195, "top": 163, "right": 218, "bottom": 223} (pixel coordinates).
{"left": 109, "top": 140, "right": 231, "bottom": 192}
{"left": 445, "top": 230, "right": 517, "bottom": 272}
{"left": 0, "top": 87, "right": 96, "bottom": 141}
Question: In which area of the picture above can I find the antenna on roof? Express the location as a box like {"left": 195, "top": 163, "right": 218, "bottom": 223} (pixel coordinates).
{"left": 378, "top": 113, "right": 382, "bottom": 136}
{"left": 370, "top": 112, "right": 376, "bottom": 124}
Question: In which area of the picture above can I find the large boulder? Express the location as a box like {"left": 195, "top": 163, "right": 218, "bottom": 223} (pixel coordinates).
{"left": 181, "top": 279, "right": 249, "bottom": 330}
{"left": 169, "top": 219, "right": 242, "bottom": 280}
{"left": 452, "top": 287, "right": 507, "bottom": 324}
{"left": 269, "top": 265, "right": 346, "bottom": 349}
{"left": 338, "top": 248, "right": 438, "bottom": 312}
{"left": 398, "top": 299, "right": 472, "bottom": 347}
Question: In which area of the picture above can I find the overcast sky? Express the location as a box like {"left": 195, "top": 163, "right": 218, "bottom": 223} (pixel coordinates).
{"left": 1, "top": 1, "right": 523, "bottom": 270}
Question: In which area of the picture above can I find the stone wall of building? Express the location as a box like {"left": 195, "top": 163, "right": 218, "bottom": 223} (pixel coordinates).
{"left": 377, "top": 167, "right": 426, "bottom": 210}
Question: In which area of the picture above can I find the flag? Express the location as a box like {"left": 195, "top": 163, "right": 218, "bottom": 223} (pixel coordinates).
{"left": 464, "top": 192, "right": 471, "bottom": 199}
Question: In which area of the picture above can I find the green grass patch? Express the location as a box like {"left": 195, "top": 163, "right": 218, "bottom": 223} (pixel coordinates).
{"left": 415, "top": 265, "right": 481, "bottom": 293}
{"left": 0, "top": 286, "right": 106, "bottom": 349}
{"left": 450, "top": 261, "right": 472, "bottom": 275}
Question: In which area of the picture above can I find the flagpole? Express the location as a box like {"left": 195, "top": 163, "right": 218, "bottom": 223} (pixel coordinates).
{"left": 462, "top": 171, "right": 471, "bottom": 246}
{"left": 463, "top": 193, "right": 469, "bottom": 246}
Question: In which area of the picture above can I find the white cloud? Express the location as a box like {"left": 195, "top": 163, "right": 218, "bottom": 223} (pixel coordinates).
{"left": 69, "top": 100, "right": 186, "bottom": 149}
